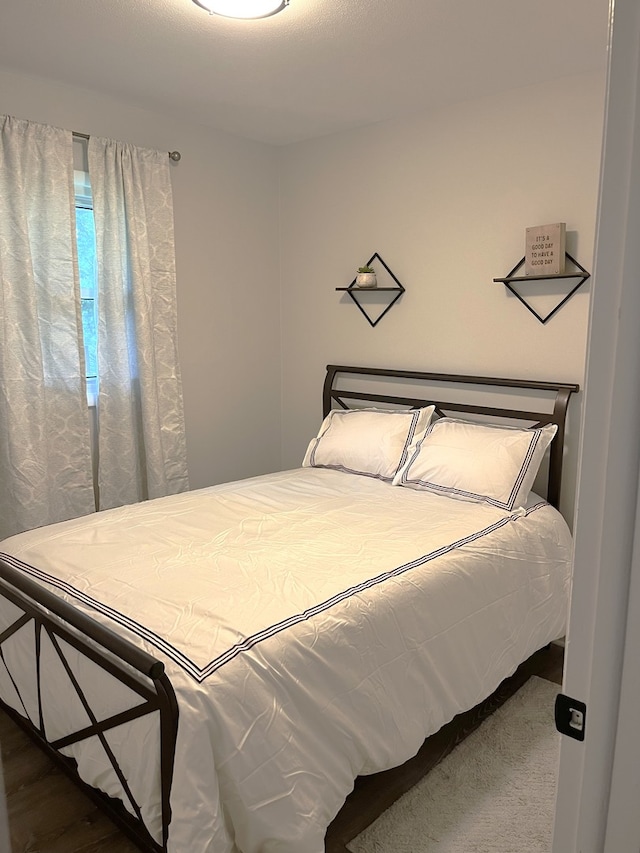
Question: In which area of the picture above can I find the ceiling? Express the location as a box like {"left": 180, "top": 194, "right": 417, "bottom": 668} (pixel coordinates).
{"left": 0, "top": 0, "right": 610, "bottom": 146}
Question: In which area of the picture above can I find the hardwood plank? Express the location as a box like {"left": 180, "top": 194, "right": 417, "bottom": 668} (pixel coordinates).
{"left": 21, "top": 810, "right": 139, "bottom": 853}
{"left": 2, "top": 735, "right": 55, "bottom": 795}
{"left": 6, "top": 758, "right": 139, "bottom": 853}
{"left": 0, "top": 712, "right": 31, "bottom": 758}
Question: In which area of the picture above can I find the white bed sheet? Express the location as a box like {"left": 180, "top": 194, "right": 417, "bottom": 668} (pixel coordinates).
{"left": 0, "top": 467, "right": 572, "bottom": 852}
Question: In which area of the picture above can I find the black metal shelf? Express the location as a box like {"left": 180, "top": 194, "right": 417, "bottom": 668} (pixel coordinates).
{"left": 493, "top": 251, "right": 591, "bottom": 324}
{"left": 336, "top": 252, "right": 405, "bottom": 327}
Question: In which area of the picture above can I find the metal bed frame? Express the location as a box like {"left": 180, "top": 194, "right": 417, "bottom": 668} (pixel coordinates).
{"left": 0, "top": 555, "right": 178, "bottom": 852}
{"left": 0, "top": 365, "right": 579, "bottom": 851}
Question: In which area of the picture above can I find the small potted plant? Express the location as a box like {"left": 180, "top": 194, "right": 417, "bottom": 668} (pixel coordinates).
{"left": 355, "top": 264, "right": 377, "bottom": 289}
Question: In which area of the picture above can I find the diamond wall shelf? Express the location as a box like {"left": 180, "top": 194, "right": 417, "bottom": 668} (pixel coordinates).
{"left": 493, "top": 252, "right": 591, "bottom": 324}
{"left": 336, "top": 253, "right": 405, "bottom": 327}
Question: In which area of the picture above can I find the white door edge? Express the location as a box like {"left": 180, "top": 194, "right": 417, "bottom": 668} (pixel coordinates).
{"left": 552, "top": 0, "right": 640, "bottom": 851}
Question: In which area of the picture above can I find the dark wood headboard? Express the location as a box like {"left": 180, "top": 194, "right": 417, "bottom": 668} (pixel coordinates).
{"left": 323, "top": 365, "right": 579, "bottom": 510}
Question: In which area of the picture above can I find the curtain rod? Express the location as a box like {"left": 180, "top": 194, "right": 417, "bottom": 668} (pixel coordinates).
{"left": 73, "top": 131, "right": 181, "bottom": 162}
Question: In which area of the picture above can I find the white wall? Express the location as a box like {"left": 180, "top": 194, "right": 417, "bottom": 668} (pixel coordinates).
{"left": 1, "top": 68, "right": 282, "bottom": 490}
{"left": 1, "top": 67, "right": 606, "bottom": 518}
{"left": 278, "top": 71, "right": 606, "bottom": 522}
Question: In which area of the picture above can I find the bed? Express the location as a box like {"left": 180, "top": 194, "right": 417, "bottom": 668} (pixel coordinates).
{"left": 0, "top": 364, "right": 578, "bottom": 853}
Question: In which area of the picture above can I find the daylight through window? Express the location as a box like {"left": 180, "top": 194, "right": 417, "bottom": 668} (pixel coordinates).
{"left": 74, "top": 170, "right": 98, "bottom": 406}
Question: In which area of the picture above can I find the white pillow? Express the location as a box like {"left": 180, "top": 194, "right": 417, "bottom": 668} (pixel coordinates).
{"left": 392, "top": 417, "right": 558, "bottom": 511}
{"left": 303, "top": 407, "right": 435, "bottom": 481}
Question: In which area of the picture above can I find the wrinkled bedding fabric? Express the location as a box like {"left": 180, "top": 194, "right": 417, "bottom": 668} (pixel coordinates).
{"left": 0, "top": 468, "right": 572, "bottom": 852}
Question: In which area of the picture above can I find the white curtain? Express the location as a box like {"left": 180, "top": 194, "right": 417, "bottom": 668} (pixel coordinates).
{"left": 88, "top": 137, "right": 189, "bottom": 509}
{"left": 0, "top": 116, "right": 95, "bottom": 539}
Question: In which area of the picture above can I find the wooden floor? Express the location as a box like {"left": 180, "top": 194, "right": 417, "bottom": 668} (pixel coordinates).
{"left": 1, "top": 644, "right": 564, "bottom": 853}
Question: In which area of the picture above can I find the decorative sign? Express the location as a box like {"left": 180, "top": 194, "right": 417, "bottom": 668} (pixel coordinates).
{"left": 525, "top": 223, "right": 566, "bottom": 276}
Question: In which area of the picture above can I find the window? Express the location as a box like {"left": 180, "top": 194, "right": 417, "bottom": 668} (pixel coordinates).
{"left": 74, "top": 171, "right": 98, "bottom": 406}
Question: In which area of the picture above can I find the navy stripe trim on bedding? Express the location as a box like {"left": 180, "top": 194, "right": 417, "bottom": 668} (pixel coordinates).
{"left": 399, "top": 426, "right": 543, "bottom": 511}
{"left": 309, "top": 408, "right": 424, "bottom": 481}
{"left": 0, "top": 502, "right": 546, "bottom": 684}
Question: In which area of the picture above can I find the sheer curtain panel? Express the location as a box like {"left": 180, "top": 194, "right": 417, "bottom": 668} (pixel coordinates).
{"left": 0, "top": 116, "right": 95, "bottom": 539}
{"left": 88, "top": 137, "right": 189, "bottom": 509}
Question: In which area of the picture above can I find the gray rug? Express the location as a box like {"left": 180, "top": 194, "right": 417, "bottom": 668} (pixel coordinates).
{"left": 347, "top": 676, "right": 560, "bottom": 853}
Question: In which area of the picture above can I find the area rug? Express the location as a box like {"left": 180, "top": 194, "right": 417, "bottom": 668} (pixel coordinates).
{"left": 347, "top": 676, "right": 560, "bottom": 853}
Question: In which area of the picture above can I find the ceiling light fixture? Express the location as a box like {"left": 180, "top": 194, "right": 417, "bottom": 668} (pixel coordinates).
{"left": 192, "top": 0, "right": 288, "bottom": 18}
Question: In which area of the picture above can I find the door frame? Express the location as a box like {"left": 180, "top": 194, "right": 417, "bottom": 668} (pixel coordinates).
{"left": 552, "top": 0, "right": 640, "bottom": 849}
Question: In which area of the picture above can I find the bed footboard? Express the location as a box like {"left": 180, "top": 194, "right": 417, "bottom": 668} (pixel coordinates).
{"left": 0, "top": 555, "right": 178, "bottom": 852}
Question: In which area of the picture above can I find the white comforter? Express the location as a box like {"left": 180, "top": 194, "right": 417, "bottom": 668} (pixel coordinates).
{"left": 0, "top": 467, "right": 572, "bottom": 852}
